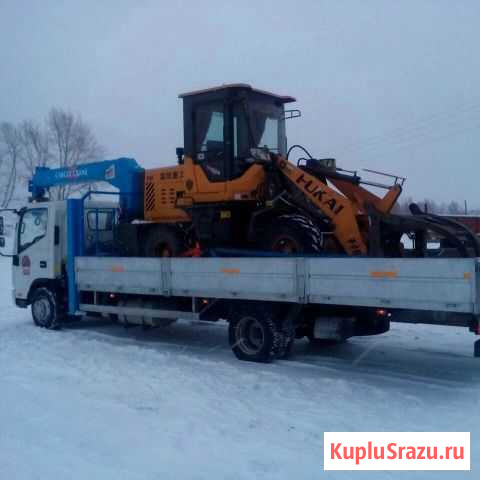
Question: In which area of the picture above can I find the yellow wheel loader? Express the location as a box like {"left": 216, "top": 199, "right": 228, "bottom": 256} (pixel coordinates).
{"left": 121, "top": 83, "right": 479, "bottom": 258}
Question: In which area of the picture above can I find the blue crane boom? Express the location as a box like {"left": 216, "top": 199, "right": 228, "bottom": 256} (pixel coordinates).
{"left": 29, "top": 158, "right": 145, "bottom": 219}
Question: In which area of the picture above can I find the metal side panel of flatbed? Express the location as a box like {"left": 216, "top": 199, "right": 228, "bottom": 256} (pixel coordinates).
{"left": 76, "top": 257, "right": 303, "bottom": 303}
{"left": 307, "top": 257, "right": 479, "bottom": 313}
{"left": 75, "top": 256, "right": 480, "bottom": 315}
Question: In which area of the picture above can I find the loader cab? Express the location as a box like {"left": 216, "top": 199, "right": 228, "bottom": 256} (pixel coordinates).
{"left": 179, "top": 84, "right": 295, "bottom": 182}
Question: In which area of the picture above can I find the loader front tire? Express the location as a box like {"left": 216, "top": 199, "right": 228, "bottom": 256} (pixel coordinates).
{"left": 144, "top": 225, "right": 185, "bottom": 257}
{"left": 229, "top": 304, "right": 283, "bottom": 363}
{"left": 262, "top": 214, "right": 323, "bottom": 254}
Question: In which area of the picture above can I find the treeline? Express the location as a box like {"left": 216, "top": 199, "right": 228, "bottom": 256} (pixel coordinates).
{"left": 0, "top": 108, "right": 103, "bottom": 207}
{"left": 395, "top": 196, "right": 480, "bottom": 215}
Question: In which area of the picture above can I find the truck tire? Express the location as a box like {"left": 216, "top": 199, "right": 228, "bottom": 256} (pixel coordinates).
{"left": 228, "top": 304, "right": 283, "bottom": 363}
{"left": 262, "top": 214, "right": 323, "bottom": 253}
{"left": 144, "top": 225, "right": 185, "bottom": 257}
{"left": 31, "top": 287, "right": 63, "bottom": 329}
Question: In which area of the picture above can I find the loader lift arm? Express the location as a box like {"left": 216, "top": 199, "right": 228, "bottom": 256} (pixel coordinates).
{"left": 29, "top": 158, "right": 145, "bottom": 220}
{"left": 274, "top": 154, "right": 403, "bottom": 256}
{"left": 272, "top": 149, "right": 479, "bottom": 258}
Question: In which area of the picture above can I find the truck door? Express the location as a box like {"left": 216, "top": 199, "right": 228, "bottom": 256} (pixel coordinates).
{"left": 13, "top": 206, "right": 54, "bottom": 301}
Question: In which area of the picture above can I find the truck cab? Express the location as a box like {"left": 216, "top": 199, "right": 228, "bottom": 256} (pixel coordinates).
{"left": 2, "top": 200, "right": 117, "bottom": 309}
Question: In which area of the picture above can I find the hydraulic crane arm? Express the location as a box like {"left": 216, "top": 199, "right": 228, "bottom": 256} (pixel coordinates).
{"left": 29, "top": 158, "right": 145, "bottom": 219}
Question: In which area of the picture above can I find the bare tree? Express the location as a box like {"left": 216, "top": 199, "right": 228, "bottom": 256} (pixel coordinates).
{"left": 447, "top": 200, "right": 462, "bottom": 215}
{"left": 394, "top": 197, "right": 474, "bottom": 216}
{"left": 422, "top": 198, "right": 439, "bottom": 214}
{"left": 0, "top": 122, "right": 20, "bottom": 208}
{"left": 393, "top": 197, "right": 462, "bottom": 215}
{"left": 393, "top": 195, "right": 413, "bottom": 214}
{"left": 47, "top": 108, "right": 104, "bottom": 199}
{"left": 18, "top": 120, "right": 50, "bottom": 181}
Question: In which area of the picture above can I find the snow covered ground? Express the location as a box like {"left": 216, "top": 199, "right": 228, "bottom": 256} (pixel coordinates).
{"left": 0, "top": 256, "right": 478, "bottom": 479}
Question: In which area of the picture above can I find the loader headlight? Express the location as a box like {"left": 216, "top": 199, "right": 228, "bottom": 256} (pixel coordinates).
{"left": 317, "top": 158, "right": 336, "bottom": 170}
{"left": 249, "top": 148, "right": 271, "bottom": 163}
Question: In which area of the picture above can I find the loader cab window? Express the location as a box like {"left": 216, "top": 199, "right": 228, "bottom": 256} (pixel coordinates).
{"left": 249, "top": 101, "right": 285, "bottom": 154}
{"left": 257, "top": 117, "right": 280, "bottom": 152}
{"left": 232, "top": 104, "right": 250, "bottom": 178}
{"left": 190, "top": 95, "right": 287, "bottom": 181}
{"left": 231, "top": 100, "right": 286, "bottom": 179}
{"left": 18, "top": 208, "right": 48, "bottom": 253}
{"left": 194, "top": 102, "right": 225, "bottom": 181}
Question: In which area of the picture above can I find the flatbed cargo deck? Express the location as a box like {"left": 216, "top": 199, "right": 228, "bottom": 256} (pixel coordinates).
{"left": 75, "top": 256, "right": 480, "bottom": 317}
{"left": 68, "top": 255, "right": 480, "bottom": 361}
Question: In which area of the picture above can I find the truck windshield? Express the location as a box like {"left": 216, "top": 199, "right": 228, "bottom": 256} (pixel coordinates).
{"left": 18, "top": 208, "right": 48, "bottom": 253}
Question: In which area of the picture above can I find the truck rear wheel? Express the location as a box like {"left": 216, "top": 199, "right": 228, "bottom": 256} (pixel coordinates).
{"left": 31, "top": 287, "right": 63, "bottom": 329}
{"left": 228, "top": 304, "right": 283, "bottom": 363}
{"left": 262, "top": 214, "right": 323, "bottom": 254}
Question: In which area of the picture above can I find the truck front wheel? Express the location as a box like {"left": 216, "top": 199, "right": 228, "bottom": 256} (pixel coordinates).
{"left": 31, "top": 287, "right": 62, "bottom": 329}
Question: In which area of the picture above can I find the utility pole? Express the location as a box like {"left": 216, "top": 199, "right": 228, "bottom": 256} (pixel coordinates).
{"left": 464, "top": 200, "right": 468, "bottom": 215}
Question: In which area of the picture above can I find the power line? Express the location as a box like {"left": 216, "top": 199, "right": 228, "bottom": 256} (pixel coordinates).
{"left": 336, "top": 100, "right": 480, "bottom": 155}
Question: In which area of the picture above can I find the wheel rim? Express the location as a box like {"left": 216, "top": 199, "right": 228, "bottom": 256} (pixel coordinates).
{"left": 235, "top": 316, "right": 265, "bottom": 355}
{"left": 33, "top": 298, "right": 51, "bottom": 326}
{"left": 271, "top": 235, "right": 300, "bottom": 253}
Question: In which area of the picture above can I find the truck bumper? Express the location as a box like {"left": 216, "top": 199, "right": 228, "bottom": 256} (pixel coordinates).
{"left": 15, "top": 297, "right": 28, "bottom": 308}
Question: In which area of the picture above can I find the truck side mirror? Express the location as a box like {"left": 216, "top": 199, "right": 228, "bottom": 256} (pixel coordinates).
{"left": 0, "top": 236, "right": 13, "bottom": 257}
{"left": 0, "top": 216, "right": 4, "bottom": 236}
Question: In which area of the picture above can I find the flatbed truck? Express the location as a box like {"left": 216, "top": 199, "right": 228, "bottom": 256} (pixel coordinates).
{"left": 1, "top": 195, "right": 480, "bottom": 363}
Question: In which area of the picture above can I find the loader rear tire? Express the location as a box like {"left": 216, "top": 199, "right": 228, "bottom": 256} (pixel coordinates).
{"left": 228, "top": 304, "right": 283, "bottom": 363}
{"left": 262, "top": 214, "right": 323, "bottom": 254}
{"left": 144, "top": 225, "right": 185, "bottom": 257}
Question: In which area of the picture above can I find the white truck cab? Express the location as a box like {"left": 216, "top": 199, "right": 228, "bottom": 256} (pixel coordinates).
{"left": 1, "top": 200, "right": 117, "bottom": 310}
